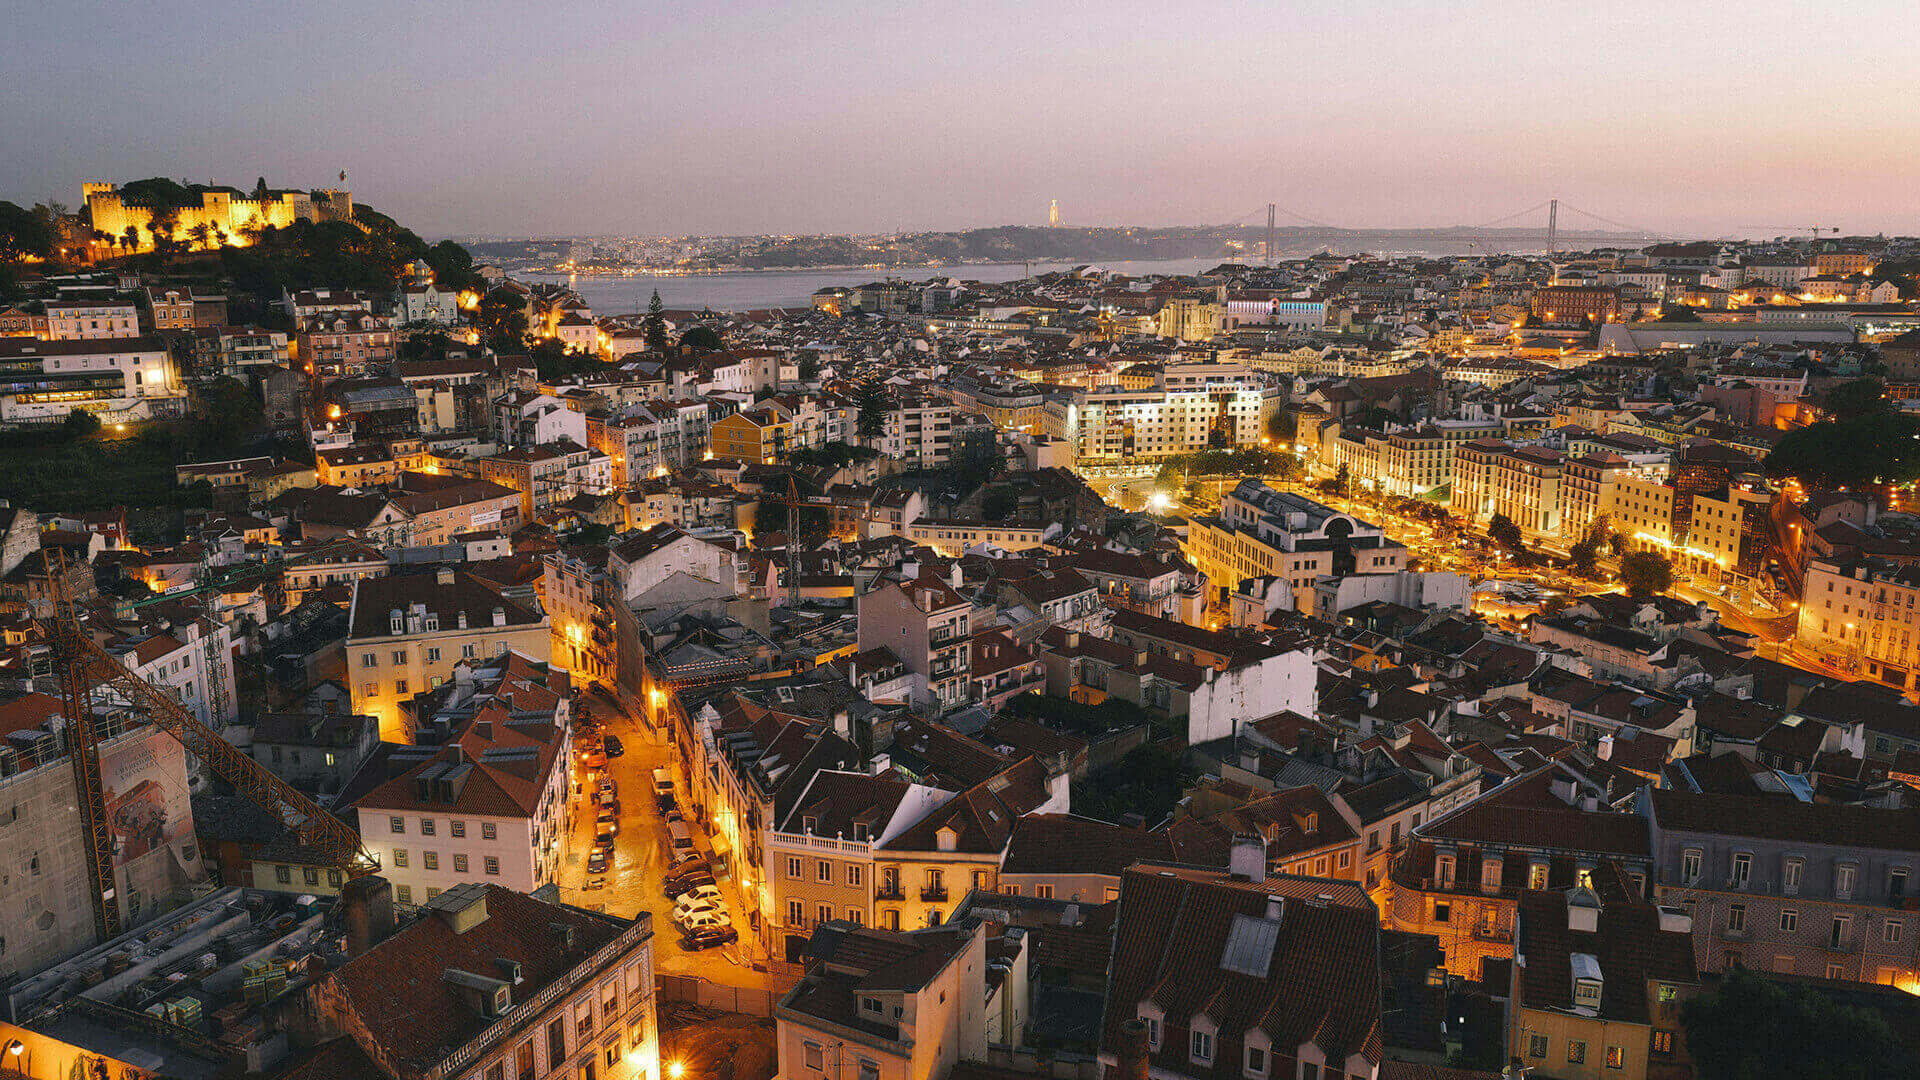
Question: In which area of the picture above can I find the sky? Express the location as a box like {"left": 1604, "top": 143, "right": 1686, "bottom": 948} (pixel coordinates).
{"left": 7, "top": 0, "right": 1920, "bottom": 240}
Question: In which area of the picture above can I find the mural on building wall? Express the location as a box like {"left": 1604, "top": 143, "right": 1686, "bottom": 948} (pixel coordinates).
{"left": 99, "top": 730, "right": 206, "bottom": 913}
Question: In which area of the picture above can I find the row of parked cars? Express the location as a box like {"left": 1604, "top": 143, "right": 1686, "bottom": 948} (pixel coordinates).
{"left": 654, "top": 768, "right": 737, "bottom": 951}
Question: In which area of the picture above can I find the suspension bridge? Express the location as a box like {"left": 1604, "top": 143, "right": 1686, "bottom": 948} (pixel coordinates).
{"left": 1218, "top": 198, "right": 1676, "bottom": 261}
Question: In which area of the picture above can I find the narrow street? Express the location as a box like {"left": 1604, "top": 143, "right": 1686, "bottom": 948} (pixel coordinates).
{"left": 555, "top": 687, "right": 772, "bottom": 990}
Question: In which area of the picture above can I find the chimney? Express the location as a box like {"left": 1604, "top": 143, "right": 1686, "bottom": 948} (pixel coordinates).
{"left": 341, "top": 875, "right": 396, "bottom": 955}
{"left": 1118, "top": 1019, "right": 1151, "bottom": 1080}
{"left": 1229, "top": 835, "right": 1267, "bottom": 881}
{"left": 438, "top": 567, "right": 456, "bottom": 586}
{"left": 491, "top": 606, "right": 506, "bottom": 627}
{"left": 457, "top": 610, "right": 469, "bottom": 630}
{"left": 1596, "top": 735, "right": 1614, "bottom": 760}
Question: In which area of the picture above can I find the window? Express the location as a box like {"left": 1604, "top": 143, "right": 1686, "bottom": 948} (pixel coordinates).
{"left": 396, "top": 885, "right": 412, "bottom": 905}
{"left": 1142, "top": 1016, "right": 1160, "bottom": 1049}
{"left": 1893, "top": 868, "right": 1910, "bottom": 899}
{"left": 362, "top": 652, "right": 378, "bottom": 668}
{"left": 1784, "top": 858, "right": 1803, "bottom": 895}
{"left": 451, "top": 820, "right": 466, "bottom": 838}
{"left": 1190, "top": 1030, "right": 1213, "bottom": 1063}
{"left": 395, "top": 680, "right": 408, "bottom": 696}
{"left": 847, "top": 865, "right": 863, "bottom": 887}
{"left": 788, "top": 900, "right": 805, "bottom": 926}
{"left": 1728, "top": 904, "right": 1746, "bottom": 932}
{"left": 486, "top": 856, "right": 500, "bottom": 875}
{"left": 1528, "top": 1034, "right": 1548, "bottom": 1059}
{"left": 304, "top": 868, "right": 320, "bottom": 885}
{"left": 858, "top": 1060, "right": 879, "bottom": 1080}
{"left": 803, "top": 1043, "right": 824, "bottom": 1072}
{"left": 1652, "top": 1031, "right": 1675, "bottom": 1056}
{"left": 1299, "top": 1065, "right": 1318, "bottom": 1080}
{"left": 1574, "top": 978, "right": 1603, "bottom": 1009}
{"left": 788, "top": 856, "right": 803, "bottom": 879}
{"left": 423, "top": 851, "right": 439, "bottom": 870}
{"left": 275, "top": 865, "right": 292, "bottom": 884}
{"left": 482, "top": 822, "right": 497, "bottom": 840}
{"left": 1681, "top": 849, "right": 1702, "bottom": 883}
{"left": 363, "top": 683, "right": 378, "bottom": 698}
{"left": 1433, "top": 901, "right": 1451, "bottom": 923}
{"left": 1245, "top": 1046, "right": 1267, "bottom": 1077}
{"left": 1781, "top": 909, "right": 1798, "bottom": 932}
{"left": 391, "top": 816, "right": 405, "bottom": 834}
{"left": 1567, "top": 1040, "right": 1586, "bottom": 1064}
{"left": 420, "top": 818, "right": 435, "bottom": 836}
{"left": 1832, "top": 916, "right": 1853, "bottom": 948}
{"left": 1838, "top": 865, "right": 1857, "bottom": 900}
{"left": 817, "top": 860, "right": 833, "bottom": 883}
{"left": 548, "top": 1018, "right": 567, "bottom": 1072}
{"left": 393, "top": 649, "right": 409, "bottom": 665}
{"left": 517, "top": 1041, "right": 534, "bottom": 1080}
{"left": 454, "top": 854, "right": 469, "bottom": 873}
{"left": 1732, "top": 852, "right": 1752, "bottom": 888}
{"left": 463, "top": 644, "right": 477, "bottom": 659}
{"left": 1605, "top": 1045, "right": 1625, "bottom": 1070}
{"left": 393, "top": 848, "right": 408, "bottom": 868}
{"left": 1887, "top": 921, "right": 1904, "bottom": 944}
{"left": 1036, "top": 885, "right": 1055, "bottom": 899}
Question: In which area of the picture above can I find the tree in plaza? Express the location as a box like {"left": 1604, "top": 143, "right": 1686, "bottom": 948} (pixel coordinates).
{"left": 1487, "top": 513, "right": 1527, "bottom": 561}
{"left": 1681, "top": 968, "right": 1916, "bottom": 1080}
{"left": 1334, "top": 463, "right": 1351, "bottom": 498}
{"left": 855, "top": 372, "right": 890, "bottom": 440}
{"left": 1619, "top": 549, "right": 1675, "bottom": 598}
{"left": 1570, "top": 535, "right": 1600, "bottom": 578}
{"left": 643, "top": 290, "right": 669, "bottom": 353}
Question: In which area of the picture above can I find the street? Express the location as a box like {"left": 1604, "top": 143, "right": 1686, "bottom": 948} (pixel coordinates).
{"left": 557, "top": 687, "right": 772, "bottom": 989}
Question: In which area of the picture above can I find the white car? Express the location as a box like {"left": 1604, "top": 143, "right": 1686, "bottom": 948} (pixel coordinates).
{"left": 673, "top": 896, "right": 724, "bottom": 923}
{"left": 673, "top": 885, "right": 723, "bottom": 911}
{"left": 677, "top": 908, "right": 732, "bottom": 931}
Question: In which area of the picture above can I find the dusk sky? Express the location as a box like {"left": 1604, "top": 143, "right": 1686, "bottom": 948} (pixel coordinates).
{"left": 8, "top": 0, "right": 1918, "bottom": 239}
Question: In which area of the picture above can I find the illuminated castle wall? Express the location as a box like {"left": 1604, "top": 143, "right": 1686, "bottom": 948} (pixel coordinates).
{"left": 81, "top": 181, "right": 354, "bottom": 251}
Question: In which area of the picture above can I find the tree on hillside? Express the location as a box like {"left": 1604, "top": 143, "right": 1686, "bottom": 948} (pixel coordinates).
{"left": 0, "top": 201, "right": 54, "bottom": 261}
{"left": 1682, "top": 969, "right": 1916, "bottom": 1080}
{"left": 1767, "top": 410, "right": 1920, "bottom": 490}
{"left": 476, "top": 288, "right": 530, "bottom": 351}
{"left": 1823, "top": 377, "right": 1889, "bottom": 421}
{"left": 855, "top": 373, "right": 890, "bottom": 441}
{"left": 643, "top": 290, "right": 669, "bottom": 353}
{"left": 1619, "top": 549, "right": 1675, "bottom": 598}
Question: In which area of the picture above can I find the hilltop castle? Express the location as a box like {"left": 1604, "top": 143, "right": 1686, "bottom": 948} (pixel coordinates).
{"left": 81, "top": 180, "right": 354, "bottom": 251}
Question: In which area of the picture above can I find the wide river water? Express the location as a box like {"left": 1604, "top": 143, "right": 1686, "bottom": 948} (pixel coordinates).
{"left": 536, "top": 238, "right": 1554, "bottom": 315}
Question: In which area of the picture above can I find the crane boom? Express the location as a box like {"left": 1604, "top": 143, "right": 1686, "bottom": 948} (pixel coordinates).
{"left": 62, "top": 631, "right": 382, "bottom": 877}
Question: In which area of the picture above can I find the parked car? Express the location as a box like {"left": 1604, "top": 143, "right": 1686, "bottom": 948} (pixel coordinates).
{"left": 663, "top": 804, "right": 685, "bottom": 823}
{"left": 673, "top": 884, "right": 723, "bottom": 911}
{"left": 667, "top": 852, "right": 707, "bottom": 875}
{"left": 673, "top": 895, "right": 724, "bottom": 923}
{"left": 581, "top": 751, "right": 608, "bottom": 769}
{"left": 677, "top": 909, "right": 731, "bottom": 932}
{"left": 664, "top": 870, "right": 716, "bottom": 899}
{"left": 682, "top": 925, "right": 738, "bottom": 951}
{"left": 651, "top": 769, "right": 674, "bottom": 799}
{"left": 587, "top": 848, "right": 609, "bottom": 874}
{"left": 603, "top": 734, "right": 624, "bottom": 757}
{"left": 595, "top": 810, "right": 619, "bottom": 838}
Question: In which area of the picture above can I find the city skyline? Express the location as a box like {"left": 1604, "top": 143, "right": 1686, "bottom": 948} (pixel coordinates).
{"left": 7, "top": 0, "right": 1920, "bottom": 238}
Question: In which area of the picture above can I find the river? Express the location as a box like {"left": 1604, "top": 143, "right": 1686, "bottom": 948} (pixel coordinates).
{"left": 535, "top": 238, "right": 1558, "bottom": 314}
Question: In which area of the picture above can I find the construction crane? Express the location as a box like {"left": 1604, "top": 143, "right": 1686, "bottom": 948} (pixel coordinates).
{"left": 764, "top": 476, "right": 894, "bottom": 607}
{"left": 41, "top": 553, "right": 379, "bottom": 944}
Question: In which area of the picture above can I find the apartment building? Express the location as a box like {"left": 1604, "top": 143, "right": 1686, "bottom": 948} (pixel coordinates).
{"left": 1069, "top": 366, "right": 1265, "bottom": 463}
{"left": 1510, "top": 887, "right": 1700, "bottom": 1080}
{"left": 190, "top": 325, "right": 290, "bottom": 375}
{"left": 44, "top": 297, "right": 140, "bottom": 339}
{"left": 1185, "top": 482, "right": 1407, "bottom": 608}
{"left": 310, "top": 883, "right": 658, "bottom": 1080}
{"left": 0, "top": 335, "right": 183, "bottom": 424}
{"left": 392, "top": 477, "right": 523, "bottom": 546}
{"left": 708, "top": 407, "right": 792, "bottom": 464}
{"left": 774, "top": 922, "right": 986, "bottom": 1080}
{"left": 355, "top": 653, "right": 573, "bottom": 901}
{"left": 544, "top": 544, "right": 615, "bottom": 687}
{"left": 1098, "top": 862, "right": 1386, "bottom": 1080}
{"left": 1611, "top": 472, "right": 1678, "bottom": 554}
{"left": 1529, "top": 285, "right": 1621, "bottom": 325}
{"left": 298, "top": 311, "right": 395, "bottom": 381}
{"left": 1451, "top": 439, "right": 1565, "bottom": 538}
{"left": 878, "top": 397, "right": 959, "bottom": 467}
{"left": 467, "top": 440, "right": 613, "bottom": 520}
{"left": 1643, "top": 786, "right": 1920, "bottom": 988}
{"left": 856, "top": 565, "right": 972, "bottom": 713}
{"left": 1796, "top": 558, "right": 1920, "bottom": 690}
{"left": 344, "top": 569, "right": 551, "bottom": 740}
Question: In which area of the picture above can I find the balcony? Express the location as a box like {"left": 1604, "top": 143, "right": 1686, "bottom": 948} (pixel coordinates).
{"left": 920, "top": 885, "right": 949, "bottom": 902}
{"left": 875, "top": 882, "right": 905, "bottom": 902}
{"left": 1471, "top": 925, "right": 1512, "bottom": 943}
